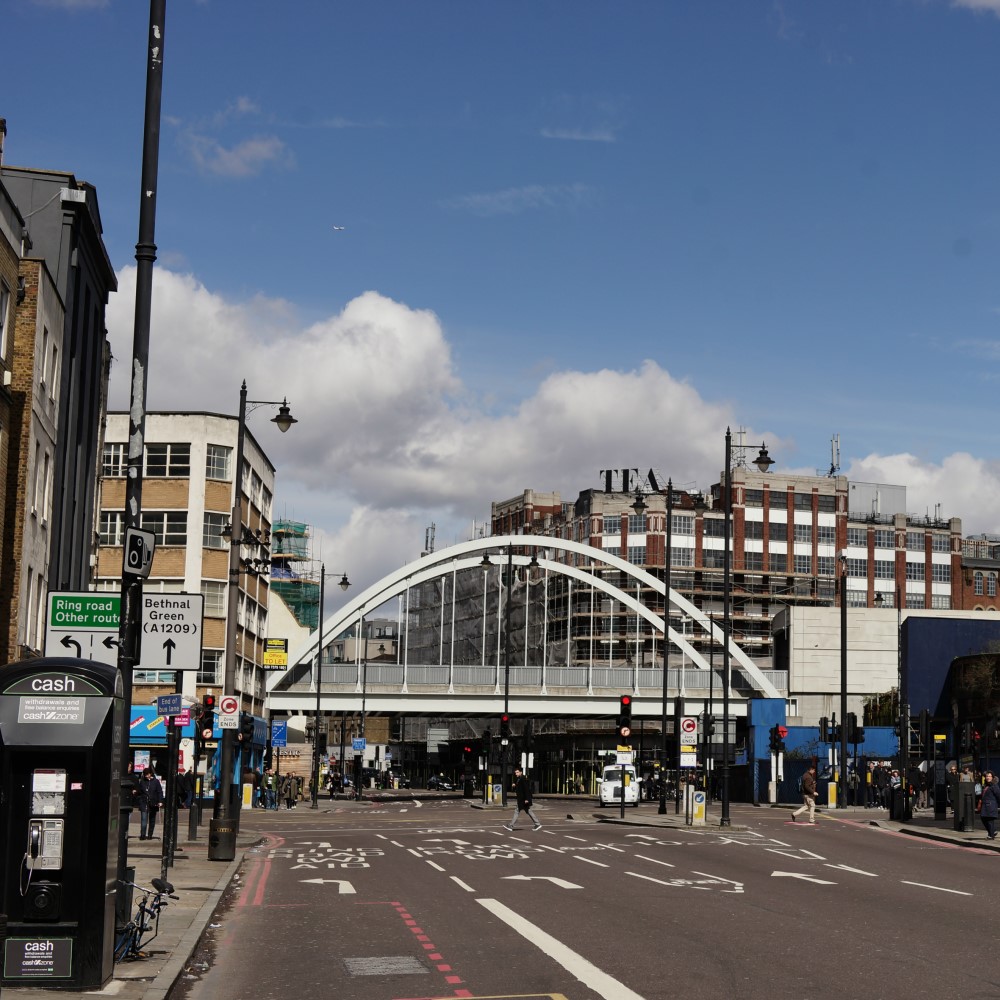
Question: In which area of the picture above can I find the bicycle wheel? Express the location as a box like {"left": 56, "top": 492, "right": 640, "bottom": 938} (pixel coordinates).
{"left": 113, "top": 924, "right": 139, "bottom": 962}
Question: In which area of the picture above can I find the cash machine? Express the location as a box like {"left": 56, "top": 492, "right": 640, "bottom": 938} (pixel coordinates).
{"left": 0, "top": 657, "right": 124, "bottom": 989}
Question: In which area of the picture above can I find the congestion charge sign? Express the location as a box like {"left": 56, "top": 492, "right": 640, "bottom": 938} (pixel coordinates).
{"left": 140, "top": 594, "right": 204, "bottom": 671}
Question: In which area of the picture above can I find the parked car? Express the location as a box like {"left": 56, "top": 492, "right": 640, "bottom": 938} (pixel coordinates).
{"left": 388, "top": 769, "right": 411, "bottom": 788}
{"left": 427, "top": 775, "right": 454, "bottom": 791}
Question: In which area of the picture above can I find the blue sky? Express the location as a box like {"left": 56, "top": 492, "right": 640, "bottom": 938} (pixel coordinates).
{"left": 6, "top": 0, "right": 1000, "bottom": 602}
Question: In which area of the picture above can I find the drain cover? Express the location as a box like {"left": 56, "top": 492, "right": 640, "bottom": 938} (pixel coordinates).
{"left": 343, "top": 956, "right": 429, "bottom": 976}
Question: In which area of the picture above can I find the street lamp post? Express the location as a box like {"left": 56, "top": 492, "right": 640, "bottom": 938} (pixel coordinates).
{"left": 721, "top": 428, "right": 774, "bottom": 827}
{"left": 311, "top": 565, "right": 351, "bottom": 809}
{"left": 208, "top": 381, "right": 298, "bottom": 862}
{"left": 838, "top": 553, "right": 849, "bottom": 809}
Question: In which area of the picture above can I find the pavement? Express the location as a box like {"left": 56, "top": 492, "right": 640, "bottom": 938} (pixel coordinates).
{"left": 5, "top": 794, "right": 994, "bottom": 1000}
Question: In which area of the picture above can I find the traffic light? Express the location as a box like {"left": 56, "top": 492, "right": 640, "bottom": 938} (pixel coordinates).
{"left": 705, "top": 715, "right": 716, "bottom": 737}
{"left": 818, "top": 716, "right": 830, "bottom": 743}
{"left": 769, "top": 725, "right": 780, "bottom": 753}
{"left": 523, "top": 718, "right": 534, "bottom": 750}
{"left": 961, "top": 721, "right": 974, "bottom": 753}
{"left": 500, "top": 714, "right": 511, "bottom": 740}
{"left": 200, "top": 694, "right": 216, "bottom": 741}
{"left": 239, "top": 712, "right": 255, "bottom": 743}
{"left": 769, "top": 724, "right": 787, "bottom": 754}
{"left": 846, "top": 712, "right": 858, "bottom": 744}
{"left": 617, "top": 695, "right": 632, "bottom": 739}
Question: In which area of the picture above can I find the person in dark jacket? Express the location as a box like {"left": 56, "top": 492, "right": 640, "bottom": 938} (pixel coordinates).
{"left": 791, "top": 765, "right": 818, "bottom": 824}
{"left": 502, "top": 767, "right": 542, "bottom": 832}
{"left": 979, "top": 770, "right": 1000, "bottom": 840}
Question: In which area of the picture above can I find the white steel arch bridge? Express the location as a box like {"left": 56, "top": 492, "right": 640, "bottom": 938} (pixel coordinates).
{"left": 266, "top": 536, "right": 787, "bottom": 721}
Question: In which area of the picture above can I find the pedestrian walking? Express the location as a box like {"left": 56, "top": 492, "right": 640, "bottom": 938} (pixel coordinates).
{"left": 502, "top": 766, "right": 542, "bottom": 832}
{"left": 137, "top": 768, "right": 164, "bottom": 839}
{"left": 791, "top": 765, "right": 818, "bottom": 824}
{"left": 979, "top": 770, "right": 1000, "bottom": 840}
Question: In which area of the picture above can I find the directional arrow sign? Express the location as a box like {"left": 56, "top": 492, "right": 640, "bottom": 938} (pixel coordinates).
{"left": 140, "top": 594, "right": 204, "bottom": 671}
{"left": 502, "top": 876, "right": 582, "bottom": 889}
{"left": 46, "top": 592, "right": 120, "bottom": 661}
{"left": 771, "top": 871, "right": 837, "bottom": 885}
{"left": 299, "top": 879, "right": 356, "bottom": 893}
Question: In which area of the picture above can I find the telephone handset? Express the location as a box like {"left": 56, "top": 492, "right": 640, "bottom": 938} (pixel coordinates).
{"left": 29, "top": 821, "right": 41, "bottom": 859}
{"left": 25, "top": 769, "right": 66, "bottom": 871}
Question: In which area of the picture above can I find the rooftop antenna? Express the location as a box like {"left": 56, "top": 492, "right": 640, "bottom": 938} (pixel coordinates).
{"left": 827, "top": 434, "right": 841, "bottom": 477}
{"left": 422, "top": 523, "right": 436, "bottom": 557}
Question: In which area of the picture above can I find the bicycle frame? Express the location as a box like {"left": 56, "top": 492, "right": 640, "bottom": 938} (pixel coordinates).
{"left": 113, "top": 877, "right": 176, "bottom": 962}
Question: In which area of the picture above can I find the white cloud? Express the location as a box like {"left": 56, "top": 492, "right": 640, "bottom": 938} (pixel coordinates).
{"left": 540, "top": 127, "right": 617, "bottom": 143}
{"left": 952, "top": 0, "right": 1000, "bottom": 14}
{"left": 180, "top": 133, "right": 294, "bottom": 178}
{"left": 106, "top": 268, "right": 1000, "bottom": 599}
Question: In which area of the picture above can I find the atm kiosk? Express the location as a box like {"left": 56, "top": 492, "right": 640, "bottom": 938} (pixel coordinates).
{"left": 0, "top": 657, "right": 124, "bottom": 990}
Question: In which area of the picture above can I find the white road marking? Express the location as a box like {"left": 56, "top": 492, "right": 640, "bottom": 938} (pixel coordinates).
{"left": 574, "top": 856, "right": 610, "bottom": 867}
{"left": 407, "top": 849, "right": 422, "bottom": 857}
{"left": 424, "top": 838, "right": 470, "bottom": 845}
{"left": 634, "top": 855, "right": 675, "bottom": 868}
{"left": 564, "top": 835, "right": 589, "bottom": 842}
{"left": 901, "top": 881, "right": 972, "bottom": 896}
{"left": 800, "top": 849, "right": 826, "bottom": 860}
{"left": 626, "top": 872, "right": 707, "bottom": 889}
{"left": 450, "top": 876, "right": 475, "bottom": 892}
{"left": 826, "top": 864, "right": 878, "bottom": 876}
{"left": 626, "top": 834, "right": 659, "bottom": 840}
{"left": 597, "top": 843, "right": 626, "bottom": 852}
{"left": 771, "top": 871, "right": 836, "bottom": 885}
{"left": 477, "top": 898, "right": 648, "bottom": 1000}
{"left": 414, "top": 800, "right": 422, "bottom": 807}
{"left": 299, "top": 878, "right": 356, "bottom": 893}
{"left": 390, "top": 841, "right": 404, "bottom": 848}
{"left": 509, "top": 836, "right": 533, "bottom": 844}
{"left": 375, "top": 834, "right": 387, "bottom": 840}
{"left": 503, "top": 875, "right": 583, "bottom": 889}
{"left": 425, "top": 861, "right": 445, "bottom": 872}
{"left": 692, "top": 869, "right": 740, "bottom": 885}
{"left": 540, "top": 845, "right": 564, "bottom": 854}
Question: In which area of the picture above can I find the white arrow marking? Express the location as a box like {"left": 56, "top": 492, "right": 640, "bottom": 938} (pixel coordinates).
{"left": 574, "top": 856, "right": 609, "bottom": 868}
{"left": 626, "top": 833, "right": 659, "bottom": 840}
{"left": 424, "top": 838, "right": 470, "bottom": 844}
{"left": 901, "top": 880, "right": 971, "bottom": 896}
{"left": 502, "top": 875, "right": 582, "bottom": 889}
{"left": 299, "top": 879, "right": 356, "bottom": 893}
{"left": 771, "top": 871, "right": 836, "bottom": 884}
{"left": 826, "top": 864, "right": 878, "bottom": 877}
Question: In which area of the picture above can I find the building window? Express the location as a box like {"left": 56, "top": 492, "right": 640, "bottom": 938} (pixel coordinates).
{"left": 603, "top": 514, "right": 621, "bottom": 535}
{"left": 261, "top": 485, "right": 273, "bottom": 520}
{"left": 817, "top": 525, "right": 836, "bottom": 545}
{"left": 99, "top": 511, "right": 125, "bottom": 546}
{"left": 817, "top": 556, "right": 835, "bottom": 576}
{"left": 745, "top": 489, "right": 763, "bottom": 507}
{"left": 768, "top": 522, "right": 787, "bottom": 542}
{"left": 671, "top": 515, "right": 694, "bottom": 536}
{"left": 627, "top": 545, "right": 646, "bottom": 564}
{"left": 874, "top": 560, "right": 894, "bottom": 579}
{"left": 627, "top": 514, "right": 646, "bottom": 534}
{"left": 0, "top": 281, "right": 9, "bottom": 357}
{"left": 931, "top": 534, "right": 950, "bottom": 553}
{"left": 794, "top": 524, "right": 813, "bottom": 543}
{"left": 201, "top": 581, "right": 226, "bottom": 616}
{"left": 847, "top": 527, "right": 867, "bottom": 547}
{"left": 931, "top": 563, "right": 951, "bottom": 583}
{"left": 745, "top": 551, "right": 764, "bottom": 571}
{"left": 133, "top": 670, "right": 176, "bottom": 684}
{"left": 140, "top": 511, "right": 187, "bottom": 545}
{"left": 905, "top": 562, "right": 924, "bottom": 582}
{"left": 988, "top": 574, "right": 997, "bottom": 598}
{"left": 845, "top": 557, "right": 868, "bottom": 577}
{"left": 203, "top": 512, "right": 228, "bottom": 549}
{"left": 794, "top": 493, "right": 813, "bottom": 510}
{"left": 906, "top": 531, "right": 924, "bottom": 551}
{"left": 206, "top": 444, "right": 232, "bottom": 481}
{"left": 931, "top": 595, "right": 951, "bottom": 609}
{"left": 198, "top": 650, "right": 223, "bottom": 685}
{"left": 975, "top": 572, "right": 984, "bottom": 596}
{"left": 817, "top": 495, "right": 836, "bottom": 513}
{"left": 846, "top": 589, "right": 867, "bottom": 608}
{"left": 794, "top": 554, "right": 812, "bottom": 574}
{"left": 906, "top": 593, "right": 926, "bottom": 609}
{"left": 102, "top": 443, "right": 127, "bottom": 477}
{"left": 146, "top": 443, "right": 191, "bottom": 478}
{"left": 745, "top": 520, "right": 764, "bottom": 540}
{"left": 703, "top": 550, "right": 726, "bottom": 569}
{"left": 702, "top": 518, "right": 725, "bottom": 537}
{"left": 767, "top": 490, "right": 787, "bottom": 509}
{"left": 874, "top": 529, "right": 894, "bottom": 549}
{"left": 669, "top": 546, "right": 694, "bottom": 567}
{"left": 769, "top": 552, "right": 787, "bottom": 573}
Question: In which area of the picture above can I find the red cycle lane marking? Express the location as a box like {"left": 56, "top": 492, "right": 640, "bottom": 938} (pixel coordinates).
{"left": 374, "top": 900, "right": 469, "bottom": 996}
{"left": 236, "top": 834, "right": 285, "bottom": 907}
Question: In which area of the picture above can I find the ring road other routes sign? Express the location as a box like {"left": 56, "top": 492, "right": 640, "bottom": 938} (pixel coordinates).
{"left": 46, "top": 592, "right": 120, "bottom": 661}
{"left": 45, "top": 591, "right": 205, "bottom": 671}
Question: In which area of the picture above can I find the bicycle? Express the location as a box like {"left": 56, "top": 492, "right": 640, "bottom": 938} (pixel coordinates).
{"left": 113, "top": 877, "right": 178, "bottom": 962}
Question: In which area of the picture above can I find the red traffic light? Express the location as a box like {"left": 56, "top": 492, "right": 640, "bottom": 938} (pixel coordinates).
{"left": 203, "top": 694, "right": 216, "bottom": 709}
{"left": 777, "top": 725, "right": 788, "bottom": 738}
{"left": 621, "top": 696, "right": 631, "bottom": 707}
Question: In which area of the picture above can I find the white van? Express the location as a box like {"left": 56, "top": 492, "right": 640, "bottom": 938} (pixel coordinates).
{"left": 598, "top": 764, "right": 640, "bottom": 807}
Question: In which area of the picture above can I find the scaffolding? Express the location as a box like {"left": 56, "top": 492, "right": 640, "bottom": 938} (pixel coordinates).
{"left": 269, "top": 519, "right": 320, "bottom": 629}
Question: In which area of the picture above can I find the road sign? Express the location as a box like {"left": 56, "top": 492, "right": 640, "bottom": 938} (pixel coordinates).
{"left": 352, "top": 738, "right": 366, "bottom": 753}
{"left": 45, "top": 592, "right": 120, "bottom": 661}
{"left": 156, "top": 693, "right": 183, "bottom": 716}
{"left": 263, "top": 637, "right": 288, "bottom": 670}
{"left": 140, "top": 593, "right": 204, "bottom": 671}
{"left": 271, "top": 720, "right": 288, "bottom": 747}
{"left": 680, "top": 751, "right": 698, "bottom": 767}
{"left": 680, "top": 716, "right": 698, "bottom": 740}
{"left": 218, "top": 694, "right": 240, "bottom": 730}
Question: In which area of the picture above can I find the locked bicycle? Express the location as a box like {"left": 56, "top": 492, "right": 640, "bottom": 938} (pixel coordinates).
{"left": 113, "top": 877, "right": 178, "bottom": 962}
